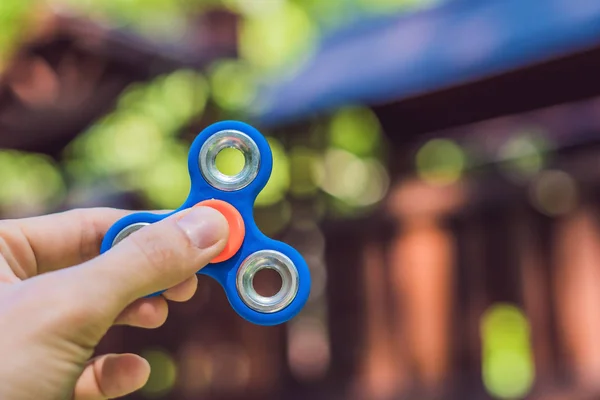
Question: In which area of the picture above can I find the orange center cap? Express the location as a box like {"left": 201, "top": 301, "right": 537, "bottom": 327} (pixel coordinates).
{"left": 194, "top": 199, "right": 245, "bottom": 263}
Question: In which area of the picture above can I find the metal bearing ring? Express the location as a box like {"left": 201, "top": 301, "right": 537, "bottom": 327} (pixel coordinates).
{"left": 111, "top": 222, "right": 150, "bottom": 247}
{"left": 199, "top": 129, "right": 260, "bottom": 191}
{"left": 236, "top": 250, "right": 299, "bottom": 313}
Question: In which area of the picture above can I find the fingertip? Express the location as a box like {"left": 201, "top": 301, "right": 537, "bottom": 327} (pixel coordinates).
{"left": 163, "top": 275, "right": 198, "bottom": 302}
{"left": 74, "top": 353, "right": 150, "bottom": 399}
{"left": 176, "top": 206, "right": 229, "bottom": 250}
{"left": 102, "top": 353, "right": 150, "bottom": 396}
{"left": 115, "top": 297, "right": 168, "bottom": 328}
{"left": 194, "top": 200, "right": 245, "bottom": 263}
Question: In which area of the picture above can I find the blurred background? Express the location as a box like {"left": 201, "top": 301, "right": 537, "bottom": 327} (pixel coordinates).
{"left": 3, "top": 0, "right": 600, "bottom": 399}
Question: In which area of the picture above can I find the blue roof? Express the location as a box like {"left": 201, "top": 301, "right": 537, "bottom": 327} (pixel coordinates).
{"left": 252, "top": 0, "right": 600, "bottom": 127}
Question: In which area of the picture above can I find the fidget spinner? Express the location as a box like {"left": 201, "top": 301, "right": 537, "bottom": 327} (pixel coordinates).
{"left": 100, "top": 121, "right": 311, "bottom": 326}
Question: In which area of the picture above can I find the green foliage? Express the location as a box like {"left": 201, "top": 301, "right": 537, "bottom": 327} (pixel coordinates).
{"left": 238, "top": 1, "right": 318, "bottom": 73}
{"left": 481, "top": 304, "right": 535, "bottom": 399}
{"left": 0, "top": 150, "right": 65, "bottom": 210}
{"left": 64, "top": 69, "right": 208, "bottom": 209}
{"left": 289, "top": 147, "right": 321, "bottom": 197}
{"left": 208, "top": 59, "right": 258, "bottom": 111}
{"left": 358, "top": 0, "right": 441, "bottom": 14}
{"left": 0, "top": 0, "right": 436, "bottom": 216}
{"left": 0, "top": 0, "right": 33, "bottom": 67}
{"left": 56, "top": 0, "right": 205, "bottom": 41}
{"left": 255, "top": 137, "right": 291, "bottom": 207}
{"left": 328, "top": 107, "right": 383, "bottom": 158}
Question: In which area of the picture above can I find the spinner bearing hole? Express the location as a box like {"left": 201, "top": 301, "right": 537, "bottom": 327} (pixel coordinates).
{"left": 236, "top": 250, "right": 299, "bottom": 313}
{"left": 252, "top": 268, "right": 283, "bottom": 298}
{"left": 215, "top": 147, "right": 245, "bottom": 176}
{"left": 199, "top": 129, "right": 260, "bottom": 192}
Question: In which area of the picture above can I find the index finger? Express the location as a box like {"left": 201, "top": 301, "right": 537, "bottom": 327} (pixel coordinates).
{"left": 0, "top": 208, "right": 170, "bottom": 277}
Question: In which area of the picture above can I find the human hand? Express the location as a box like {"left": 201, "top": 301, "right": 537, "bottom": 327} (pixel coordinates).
{"left": 0, "top": 206, "right": 229, "bottom": 399}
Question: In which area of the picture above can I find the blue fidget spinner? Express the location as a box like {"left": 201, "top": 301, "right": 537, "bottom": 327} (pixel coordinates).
{"left": 100, "top": 121, "right": 311, "bottom": 326}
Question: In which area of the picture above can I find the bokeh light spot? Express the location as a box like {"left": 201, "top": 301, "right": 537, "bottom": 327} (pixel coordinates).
{"left": 222, "top": 0, "right": 285, "bottom": 16}
{"left": 481, "top": 303, "right": 535, "bottom": 399}
{"left": 0, "top": 150, "right": 65, "bottom": 214}
{"left": 209, "top": 59, "right": 257, "bottom": 111}
{"left": 138, "top": 142, "right": 190, "bottom": 209}
{"left": 115, "top": 70, "right": 209, "bottom": 136}
{"left": 498, "top": 131, "right": 551, "bottom": 183}
{"left": 238, "top": 1, "right": 317, "bottom": 71}
{"left": 328, "top": 107, "right": 382, "bottom": 158}
{"left": 255, "top": 137, "right": 290, "bottom": 207}
{"left": 160, "top": 70, "right": 209, "bottom": 127}
{"left": 356, "top": 159, "right": 390, "bottom": 206}
{"left": 108, "top": 115, "right": 164, "bottom": 172}
{"left": 318, "top": 149, "right": 389, "bottom": 207}
{"left": 141, "top": 349, "right": 177, "bottom": 398}
{"left": 289, "top": 147, "right": 321, "bottom": 197}
{"left": 0, "top": 0, "right": 31, "bottom": 69}
{"left": 416, "top": 139, "right": 466, "bottom": 185}
{"left": 319, "top": 149, "right": 367, "bottom": 200}
{"left": 301, "top": 0, "right": 353, "bottom": 30}
{"left": 529, "top": 169, "right": 578, "bottom": 216}
{"left": 359, "top": 0, "right": 441, "bottom": 14}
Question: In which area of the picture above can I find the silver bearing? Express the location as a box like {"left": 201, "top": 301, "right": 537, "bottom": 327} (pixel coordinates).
{"left": 236, "top": 250, "right": 299, "bottom": 313}
{"left": 111, "top": 222, "right": 150, "bottom": 247}
{"left": 199, "top": 130, "right": 260, "bottom": 191}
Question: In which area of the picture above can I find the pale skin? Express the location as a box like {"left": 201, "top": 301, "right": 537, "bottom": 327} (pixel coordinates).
{"left": 0, "top": 206, "right": 230, "bottom": 399}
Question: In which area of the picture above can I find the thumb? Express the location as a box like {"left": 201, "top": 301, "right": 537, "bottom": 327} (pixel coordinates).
{"left": 67, "top": 206, "right": 229, "bottom": 314}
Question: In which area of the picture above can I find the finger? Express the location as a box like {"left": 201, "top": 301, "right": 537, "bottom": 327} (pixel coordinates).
{"left": 73, "top": 353, "right": 150, "bottom": 400}
{"left": 1, "top": 208, "right": 172, "bottom": 277}
{"left": 114, "top": 296, "right": 168, "bottom": 328}
{"left": 162, "top": 275, "right": 198, "bottom": 302}
{"left": 64, "top": 206, "right": 228, "bottom": 318}
{"left": 113, "top": 276, "right": 198, "bottom": 327}
{"left": 0, "top": 251, "right": 21, "bottom": 284}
